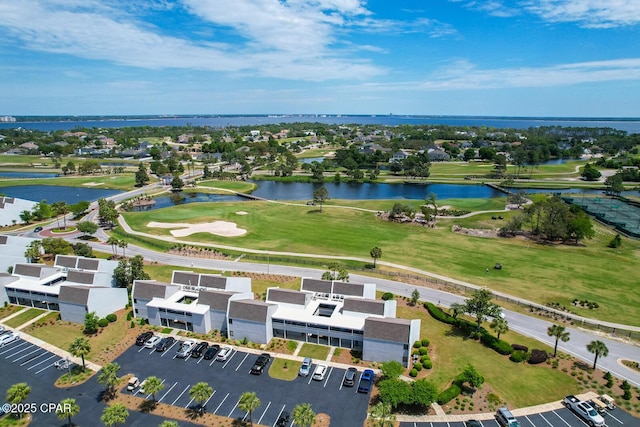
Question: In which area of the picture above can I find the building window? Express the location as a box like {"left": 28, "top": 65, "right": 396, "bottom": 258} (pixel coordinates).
{"left": 403, "top": 344, "right": 409, "bottom": 350}
{"left": 228, "top": 319, "right": 233, "bottom": 324}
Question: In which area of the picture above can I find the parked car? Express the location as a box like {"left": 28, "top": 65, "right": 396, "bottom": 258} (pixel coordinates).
{"left": 343, "top": 367, "right": 358, "bottom": 387}
{"left": 250, "top": 353, "right": 271, "bottom": 375}
{"left": 54, "top": 358, "right": 69, "bottom": 370}
{"left": 216, "top": 346, "right": 233, "bottom": 361}
{"left": 176, "top": 340, "right": 196, "bottom": 358}
{"left": 34, "top": 226, "right": 43, "bottom": 232}
{"left": 495, "top": 406, "right": 521, "bottom": 427}
{"left": 155, "top": 336, "right": 175, "bottom": 352}
{"left": 203, "top": 344, "right": 220, "bottom": 360}
{"left": 276, "top": 411, "right": 290, "bottom": 427}
{"left": 126, "top": 377, "right": 140, "bottom": 392}
{"left": 466, "top": 421, "right": 482, "bottom": 427}
{"left": 312, "top": 364, "right": 328, "bottom": 381}
{"left": 135, "top": 331, "right": 154, "bottom": 346}
{"left": 191, "top": 341, "right": 209, "bottom": 358}
{"left": 0, "top": 332, "right": 19, "bottom": 346}
{"left": 298, "top": 357, "right": 312, "bottom": 377}
{"left": 138, "top": 379, "right": 147, "bottom": 394}
{"left": 144, "top": 335, "right": 162, "bottom": 349}
{"left": 357, "top": 369, "right": 375, "bottom": 394}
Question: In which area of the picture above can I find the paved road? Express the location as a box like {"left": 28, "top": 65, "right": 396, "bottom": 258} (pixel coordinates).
{"left": 83, "top": 238, "right": 640, "bottom": 388}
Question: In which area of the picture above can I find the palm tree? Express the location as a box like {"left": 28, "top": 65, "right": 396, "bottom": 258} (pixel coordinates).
{"left": 51, "top": 201, "right": 65, "bottom": 230}
{"left": 292, "top": 403, "right": 316, "bottom": 427}
{"left": 369, "top": 402, "right": 395, "bottom": 427}
{"left": 369, "top": 246, "right": 382, "bottom": 268}
{"left": 97, "top": 362, "right": 121, "bottom": 397}
{"left": 547, "top": 324, "right": 571, "bottom": 357}
{"left": 189, "top": 382, "right": 213, "bottom": 414}
{"left": 143, "top": 376, "right": 165, "bottom": 402}
{"left": 450, "top": 302, "right": 465, "bottom": 318}
{"left": 69, "top": 337, "right": 91, "bottom": 372}
{"left": 238, "top": 392, "right": 261, "bottom": 426}
{"left": 107, "top": 237, "right": 119, "bottom": 257}
{"left": 490, "top": 317, "right": 509, "bottom": 340}
{"left": 118, "top": 239, "right": 128, "bottom": 258}
{"left": 587, "top": 340, "right": 609, "bottom": 370}
{"left": 100, "top": 403, "right": 129, "bottom": 427}
{"left": 56, "top": 397, "right": 80, "bottom": 427}
{"left": 6, "top": 382, "right": 31, "bottom": 419}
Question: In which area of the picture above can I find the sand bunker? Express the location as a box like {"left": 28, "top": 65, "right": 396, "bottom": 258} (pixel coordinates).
{"left": 82, "top": 182, "right": 104, "bottom": 186}
{"left": 148, "top": 221, "right": 247, "bottom": 237}
{"left": 235, "top": 211, "right": 248, "bottom": 215}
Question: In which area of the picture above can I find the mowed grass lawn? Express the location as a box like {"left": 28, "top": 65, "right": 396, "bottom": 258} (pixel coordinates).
{"left": 122, "top": 199, "right": 640, "bottom": 325}
{"left": 3, "top": 308, "right": 46, "bottom": 328}
{"left": 0, "top": 174, "right": 137, "bottom": 190}
{"left": 397, "top": 305, "right": 576, "bottom": 408}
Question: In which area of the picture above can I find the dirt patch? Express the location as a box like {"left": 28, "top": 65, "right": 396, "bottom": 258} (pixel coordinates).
{"left": 452, "top": 225, "right": 499, "bottom": 238}
{"left": 148, "top": 220, "right": 247, "bottom": 237}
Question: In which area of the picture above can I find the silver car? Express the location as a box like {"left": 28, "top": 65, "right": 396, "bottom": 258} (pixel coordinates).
{"left": 299, "top": 357, "right": 312, "bottom": 377}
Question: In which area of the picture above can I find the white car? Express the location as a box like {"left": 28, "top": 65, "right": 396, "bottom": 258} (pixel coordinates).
{"left": 138, "top": 379, "right": 147, "bottom": 394}
{"left": 216, "top": 346, "right": 233, "bottom": 361}
{"left": 312, "top": 364, "right": 328, "bottom": 381}
{"left": 176, "top": 340, "right": 196, "bottom": 358}
{"left": 0, "top": 332, "right": 19, "bottom": 346}
{"left": 144, "top": 336, "right": 162, "bottom": 349}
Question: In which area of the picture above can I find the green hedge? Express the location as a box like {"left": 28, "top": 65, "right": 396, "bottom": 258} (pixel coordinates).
{"left": 509, "top": 350, "right": 529, "bottom": 363}
{"left": 98, "top": 318, "right": 109, "bottom": 328}
{"left": 480, "top": 333, "right": 513, "bottom": 355}
{"left": 423, "top": 360, "right": 433, "bottom": 369}
{"left": 106, "top": 313, "right": 117, "bottom": 323}
{"left": 437, "top": 382, "right": 461, "bottom": 405}
{"left": 409, "top": 369, "right": 418, "bottom": 377}
{"left": 382, "top": 292, "right": 394, "bottom": 301}
{"left": 421, "top": 338, "right": 430, "bottom": 347}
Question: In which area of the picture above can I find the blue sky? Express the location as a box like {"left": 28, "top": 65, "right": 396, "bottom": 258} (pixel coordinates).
{"left": 1, "top": 0, "right": 639, "bottom": 117}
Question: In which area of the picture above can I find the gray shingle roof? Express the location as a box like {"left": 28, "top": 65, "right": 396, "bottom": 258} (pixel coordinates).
{"left": 66, "top": 270, "right": 95, "bottom": 285}
{"left": 55, "top": 256, "right": 78, "bottom": 268}
{"left": 343, "top": 298, "right": 385, "bottom": 315}
{"left": 58, "top": 285, "right": 91, "bottom": 305}
{"left": 228, "top": 299, "right": 271, "bottom": 323}
{"left": 301, "top": 278, "right": 332, "bottom": 294}
{"left": 363, "top": 317, "right": 411, "bottom": 343}
{"left": 199, "top": 275, "right": 227, "bottom": 289}
{"left": 197, "top": 290, "right": 236, "bottom": 311}
{"left": 14, "top": 264, "right": 46, "bottom": 278}
{"left": 77, "top": 258, "right": 99, "bottom": 271}
{"left": 133, "top": 281, "right": 176, "bottom": 300}
{"left": 333, "top": 282, "right": 364, "bottom": 297}
{"left": 267, "top": 288, "right": 307, "bottom": 305}
{"left": 0, "top": 235, "right": 7, "bottom": 245}
{"left": 172, "top": 271, "right": 199, "bottom": 286}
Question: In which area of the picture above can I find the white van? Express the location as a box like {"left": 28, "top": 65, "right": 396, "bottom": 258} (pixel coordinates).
{"left": 496, "top": 407, "right": 520, "bottom": 427}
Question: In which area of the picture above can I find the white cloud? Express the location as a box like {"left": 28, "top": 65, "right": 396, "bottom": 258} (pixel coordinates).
{"left": 419, "top": 58, "right": 640, "bottom": 90}
{"left": 522, "top": 0, "right": 640, "bottom": 28}
{"left": 449, "top": 0, "right": 520, "bottom": 18}
{"left": 0, "top": 0, "right": 384, "bottom": 81}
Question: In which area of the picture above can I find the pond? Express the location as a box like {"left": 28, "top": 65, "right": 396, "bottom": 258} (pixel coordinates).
{"left": 0, "top": 171, "right": 59, "bottom": 179}
{"left": 0, "top": 185, "right": 123, "bottom": 204}
{"left": 131, "top": 192, "right": 244, "bottom": 211}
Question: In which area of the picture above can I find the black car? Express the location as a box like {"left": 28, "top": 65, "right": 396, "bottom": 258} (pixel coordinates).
{"left": 191, "top": 341, "right": 209, "bottom": 358}
{"left": 135, "top": 331, "right": 154, "bottom": 346}
{"left": 250, "top": 353, "right": 271, "bottom": 375}
{"left": 465, "top": 421, "right": 482, "bottom": 427}
{"left": 155, "top": 336, "right": 175, "bottom": 352}
{"left": 34, "top": 226, "right": 43, "bottom": 232}
{"left": 276, "top": 411, "right": 290, "bottom": 427}
{"left": 343, "top": 367, "right": 358, "bottom": 387}
{"left": 203, "top": 344, "right": 220, "bottom": 360}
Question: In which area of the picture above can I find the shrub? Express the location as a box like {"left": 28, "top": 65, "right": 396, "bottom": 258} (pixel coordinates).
{"left": 437, "top": 382, "right": 462, "bottom": 405}
{"left": 409, "top": 369, "right": 418, "bottom": 377}
{"left": 419, "top": 347, "right": 429, "bottom": 355}
{"left": 424, "top": 302, "right": 456, "bottom": 325}
{"left": 126, "top": 312, "right": 132, "bottom": 321}
{"left": 130, "top": 321, "right": 135, "bottom": 328}
{"left": 382, "top": 292, "right": 394, "bottom": 301}
{"left": 509, "top": 350, "right": 529, "bottom": 363}
{"left": 622, "top": 389, "right": 632, "bottom": 400}
{"left": 420, "top": 355, "right": 430, "bottom": 364}
{"left": 106, "top": 313, "right": 117, "bottom": 323}
{"left": 480, "top": 333, "right": 513, "bottom": 355}
{"left": 511, "top": 344, "right": 529, "bottom": 352}
{"left": 413, "top": 341, "right": 422, "bottom": 349}
{"left": 421, "top": 338, "right": 430, "bottom": 347}
{"left": 528, "top": 349, "right": 548, "bottom": 364}
{"left": 423, "top": 360, "right": 433, "bottom": 369}
{"left": 414, "top": 362, "right": 423, "bottom": 371}
{"left": 98, "top": 318, "right": 109, "bottom": 328}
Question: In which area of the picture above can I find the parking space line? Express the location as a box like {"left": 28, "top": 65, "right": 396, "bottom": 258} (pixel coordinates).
{"left": 171, "top": 384, "right": 191, "bottom": 406}
{"left": 537, "top": 413, "right": 554, "bottom": 426}
{"left": 235, "top": 353, "right": 249, "bottom": 372}
{"left": 222, "top": 350, "right": 236, "bottom": 369}
{"left": 27, "top": 354, "right": 56, "bottom": 370}
{"left": 196, "top": 356, "right": 205, "bottom": 364}
{"left": 339, "top": 370, "right": 347, "bottom": 390}
{"left": 273, "top": 405, "right": 287, "bottom": 427}
{"left": 213, "top": 392, "right": 229, "bottom": 414}
{"left": 184, "top": 396, "right": 195, "bottom": 409}
{"left": 158, "top": 381, "right": 178, "bottom": 403}
{"left": 227, "top": 396, "right": 240, "bottom": 417}
{"left": 323, "top": 367, "right": 333, "bottom": 387}
{"left": 203, "top": 390, "right": 216, "bottom": 408}
{"left": 34, "top": 361, "right": 56, "bottom": 374}
{"left": 7, "top": 345, "right": 36, "bottom": 360}
{"left": 209, "top": 358, "right": 217, "bottom": 367}
{"left": 12, "top": 348, "right": 41, "bottom": 362}
{"left": 148, "top": 348, "right": 156, "bottom": 355}
{"left": 256, "top": 401, "right": 271, "bottom": 426}
{"left": 524, "top": 415, "right": 538, "bottom": 426}
{"left": 308, "top": 373, "right": 314, "bottom": 385}
{"left": 0, "top": 341, "right": 27, "bottom": 355}
{"left": 551, "top": 410, "right": 573, "bottom": 426}
{"left": 19, "top": 351, "right": 48, "bottom": 366}
{"left": 606, "top": 411, "right": 624, "bottom": 424}
{"left": 137, "top": 346, "right": 146, "bottom": 353}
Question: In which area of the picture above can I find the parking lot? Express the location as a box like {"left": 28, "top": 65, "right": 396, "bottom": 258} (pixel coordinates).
{"left": 0, "top": 336, "right": 74, "bottom": 378}
{"left": 115, "top": 341, "right": 370, "bottom": 427}
{"left": 400, "top": 404, "right": 637, "bottom": 427}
